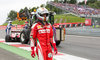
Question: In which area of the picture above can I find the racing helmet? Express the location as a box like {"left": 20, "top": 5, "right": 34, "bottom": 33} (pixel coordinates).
{"left": 36, "top": 7, "right": 49, "bottom": 22}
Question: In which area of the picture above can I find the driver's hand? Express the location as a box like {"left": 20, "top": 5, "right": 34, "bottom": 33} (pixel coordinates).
{"left": 31, "top": 50, "right": 35, "bottom": 58}
{"left": 54, "top": 46, "right": 58, "bottom": 54}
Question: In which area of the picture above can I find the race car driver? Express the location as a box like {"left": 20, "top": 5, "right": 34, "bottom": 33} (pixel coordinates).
{"left": 30, "top": 7, "right": 58, "bottom": 60}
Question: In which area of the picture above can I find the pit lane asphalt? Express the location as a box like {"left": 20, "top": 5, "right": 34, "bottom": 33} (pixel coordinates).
{"left": 1, "top": 26, "right": 100, "bottom": 60}
{"left": 59, "top": 26, "right": 100, "bottom": 60}
{"left": 58, "top": 35, "right": 100, "bottom": 60}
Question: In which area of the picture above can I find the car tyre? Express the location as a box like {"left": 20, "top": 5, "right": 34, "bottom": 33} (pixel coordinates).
{"left": 56, "top": 41, "right": 61, "bottom": 46}
{"left": 5, "top": 35, "right": 11, "bottom": 42}
{"left": 20, "top": 30, "right": 29, "bottom": 44}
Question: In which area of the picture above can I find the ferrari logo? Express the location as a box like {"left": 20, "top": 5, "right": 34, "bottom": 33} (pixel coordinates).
{"left": 37, "top": 25, "right": 42, "bottom": 29}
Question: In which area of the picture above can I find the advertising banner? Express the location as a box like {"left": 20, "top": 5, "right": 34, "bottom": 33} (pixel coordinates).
{"left": 85, "top": 19, "right": 92, "bottom": 26}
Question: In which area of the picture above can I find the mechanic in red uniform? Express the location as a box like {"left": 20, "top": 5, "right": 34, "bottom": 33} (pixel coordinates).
{"left": 30, "top": 7, "right": 58, "bottom": 60}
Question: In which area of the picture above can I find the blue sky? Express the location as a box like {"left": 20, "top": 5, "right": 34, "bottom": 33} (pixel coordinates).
{"left": 0, "top": 0, "right": 84, "bottom": 25}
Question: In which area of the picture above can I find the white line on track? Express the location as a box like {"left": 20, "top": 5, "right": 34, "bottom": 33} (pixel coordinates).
{"left": 54, "top": 54, "right": 89, "bottom": 60}
{"left": 0, "top": 39, "right": 5, "bottom": 41}
{"left": 67, "top": 35, "right": 100, "bottom": 39}
{"left": 3, "top": 42, "right": 21, "bottom": 45}
{"left": 19, "top": 47, "right": 31, "bottom": 51}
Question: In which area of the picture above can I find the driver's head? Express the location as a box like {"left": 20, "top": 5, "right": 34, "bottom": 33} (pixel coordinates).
{"left": 9, "top": 21, "right": 12, "bottom": 24}
{"left": 25, "top": 21, "right": 28, "bottom": 25}
{"left": 36, "top": 7, "right": 49, "bottom": 22}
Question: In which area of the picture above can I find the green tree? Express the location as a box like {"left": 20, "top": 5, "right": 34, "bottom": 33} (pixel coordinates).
{"left": 69, "top": 0, "right": 77, "bottom": 4}
{"left": 7, "top": 10, "right": 17, "bottom": 21}
{"left": 87, "top": 0, "right": 97, "bottom": 4}
{"left": 88, "top": 1, "right": 100, "bottom": 9}
{"left": 46, "top": 4, "right": 64, "bottom": 14}
{"left": 19, "top": 9, "right": 24, "bottom": 13}
{"left": 64, "top": 0, "right": 67, "bottom": 3}
{"left": 78, "top": 1, "right": 85, "bottom": 5}
{"left": 24, "top": 7, "right": 28, "bottom": 12}
{"left": 19, "top": 7, "right": 29, "bottom": 14}
{"left": 40, "top": 4, "right": 45, "bottom": 7}
{"left": 54, "top": 0, "right": 58, "bottom": 2}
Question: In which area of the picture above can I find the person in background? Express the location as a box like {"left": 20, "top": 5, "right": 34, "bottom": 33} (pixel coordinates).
{"left": 24, "top": 21, "right": 29, "bottom": 29}
{"left": 6, "top": 21, "right": 13, "bottom": 35}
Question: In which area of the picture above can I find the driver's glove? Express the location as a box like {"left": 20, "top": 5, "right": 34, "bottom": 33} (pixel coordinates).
{"left": 31, "top": 47, "right": 35, "bottom": 58}
{"left": 52, "top": 43, "right": 58, "bottom": 54}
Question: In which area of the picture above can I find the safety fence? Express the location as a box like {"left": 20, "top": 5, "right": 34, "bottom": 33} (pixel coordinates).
{"left": 53, "top": 19, "right": 92, "bottom": 28}
{"left": 66, "top": 26, "right": 100, "bottom": 37}
{"left": 0, "top": 26, "right": 6, "bottom": 30}
{"left": 53, "top": 22, "right": 85, "bottom": 28}
{"left": 0, "top": 22, "right": 86, "bottom": 30}
{"left": 0, "top": 19, "right": 92, "bottom": 30}
{"left": 0, "top": 25, "right": 25, "bottom": 30}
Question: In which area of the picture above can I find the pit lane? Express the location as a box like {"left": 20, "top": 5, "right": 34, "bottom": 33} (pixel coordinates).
{"left": 0, "top": 26, "right": 100, "bottom": 60}
{"left": 0, "top": 48, "right": 28, "bottom": 60}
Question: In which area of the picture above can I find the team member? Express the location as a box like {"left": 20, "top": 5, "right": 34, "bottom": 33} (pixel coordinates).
{"left": 6, "top": 21, "right": 13, "bottom": 35}
{"left": 30, "top": 7, "right": 58, "bottom": 60}
{"left": 24, "top": 21, "right": 29, "bottom": 29}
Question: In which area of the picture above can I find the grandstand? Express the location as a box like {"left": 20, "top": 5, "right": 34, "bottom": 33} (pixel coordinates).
{"left": 47, "top": 2, "right": 100, "bottom": 18}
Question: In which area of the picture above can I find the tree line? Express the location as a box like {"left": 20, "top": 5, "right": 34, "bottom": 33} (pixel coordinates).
{"left": 78, "top": 0, "right": 100, "bottom": 9}
{"left": 7, "top": 7, "right": 38, "bottom": 21}
{"left": 7, "top": 0, "right": 100, "bottom": 21}
{"left": 54, "top": 0, "right": 100, "bottom": 9}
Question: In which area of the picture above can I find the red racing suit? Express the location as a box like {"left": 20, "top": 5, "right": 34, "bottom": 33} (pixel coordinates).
{"left": 30, "top": 21, "right": 57, "bottom": 60}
